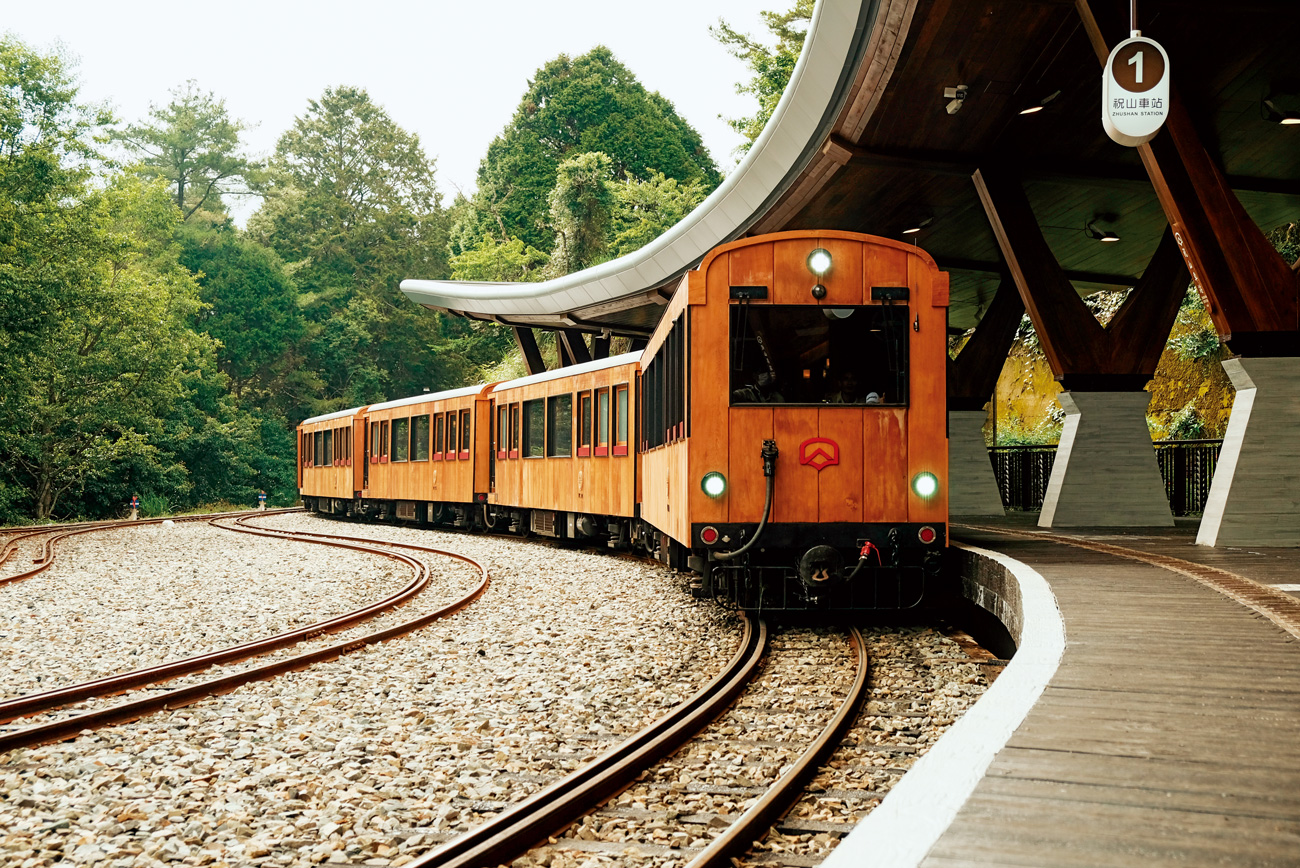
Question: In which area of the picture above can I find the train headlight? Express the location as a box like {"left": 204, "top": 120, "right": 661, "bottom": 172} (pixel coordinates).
{"left": 701, "top": 471, "right": 727, "bottom": 498}
{"left": 912, "top": 471, "right": 939, "bottom": 499}
{"left": 806, "top": 248, "right": 832, "bottom": 277}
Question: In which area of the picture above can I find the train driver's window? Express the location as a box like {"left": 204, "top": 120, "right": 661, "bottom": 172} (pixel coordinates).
{"left": 459, "top": 410, "right": 471, "bottom": 459}
{"left": 413, "top": 415, "right": 430, "bottom": 461}
{"left": 729, "top": 304, "right": 909, "bottom": 405}
{"left": 547, "top": 394, "right": 573, "bottom": 457}
{"left": 596, "top": 388, "right": 610, "bottom": 457}
{"left": 379, "top": 420, "right": 390, "bottom": 462}
{"left": 578, "top": 392, "right": 593, "bottom": 457}
{"left": 509, "top": 403, "right": 520, "bottom": 458}
{"left": 497, "top": 405, "right": 508, "bottom": 459}
{"left": 523, "top": 399, "right": 545, "bottom": 457}
{"left": 614, "top": 385, "right": 629, "bottom": 456}
{"left": 446, "top": 411, "right": 457, "bottom": 459}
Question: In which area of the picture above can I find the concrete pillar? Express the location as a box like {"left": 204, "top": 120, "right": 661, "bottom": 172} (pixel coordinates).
{"left": 948, "top": 409, "right": 1005, "bottom": 515}
{"left": 1197, "top": 358, "right": 1300, "bottom": 547}
{"left": 1039, "top": 391, "right": 1173, "bottom": 528}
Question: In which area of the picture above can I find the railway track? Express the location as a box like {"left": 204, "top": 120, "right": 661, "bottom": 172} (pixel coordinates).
{"left": 0, "top": 516, "right": 489, "bottom": 751}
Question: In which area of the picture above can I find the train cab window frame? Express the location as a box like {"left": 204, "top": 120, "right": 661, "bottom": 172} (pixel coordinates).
{"left": 728, "top": 303, "right": 910, "bottom": 407}
{"left": 379, "top": 420, "right": 390, "bottom": 463}
{"left": 412, "top": 414, "right": 430, "bottom": 461}
{"left": 522, "top": 399, "right": 545, "bottom": 458}
{"left": 433, "top": 414, "right": 444, "bottom": 460}
{"left": 497, "top": 405, "right": 508, "bottom": 459}
{"left": 446, "top": 411, "right": 457, "bottom": 459}
{"left": 509, "top": 403, "right": 521, "bottom": 458}
{"left": 596, "top": 388, "right": 610, "bottom": 457}
{"left": 546, "top": 393, "right": 573, "bottom": 458}
{"left": 614, "top": 384, "right": 629, "bottom": 456}
{"left": 577, "top": 392, "right": 593, "bottom": 457}
{"left": 391, "top": 417, "right": 410, "bottom": 462}
{"left": 459, "top": 409, "right": 472, "bottom": 460}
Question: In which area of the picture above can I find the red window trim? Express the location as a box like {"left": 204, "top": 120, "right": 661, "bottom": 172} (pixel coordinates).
{"left": 613, "top": 445, "right": 628, "bottom": 456}
{"left": 379, "top": 455, "right": 388, "bottom": 464}
{"left": 433, "top": 452, "right": 442, "bottom": 461}
{"left": 595, "top": 446, "right": 609, "bottom": 457}
{"left": 458, "top": 449, "right": 470, "bottom": 460}
{"left": 509, "top": 449, "right": 519, "bottom": 459}
{"left": 497, "top": 449, "right": 507, "bottom": 460}
{"left": 577, "top": 446, "right": 591, "bottom": 457}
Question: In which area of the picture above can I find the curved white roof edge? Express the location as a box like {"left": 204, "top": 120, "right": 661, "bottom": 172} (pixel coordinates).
{"left": 400, "top": 0, "right": 877, "bottom": 319}
{"left": 491, "top": 351, "right": 643, "bottom": 392}
{"left": 368, "top": 383, "right": 488, "bottom": 412}
{"left": 300, "top": 407, "right": 363, "bottom": 426}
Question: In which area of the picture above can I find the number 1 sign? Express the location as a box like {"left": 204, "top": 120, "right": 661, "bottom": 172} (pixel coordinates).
{"left": 1102, "top": 35, "right": 1170, "bottom": 147}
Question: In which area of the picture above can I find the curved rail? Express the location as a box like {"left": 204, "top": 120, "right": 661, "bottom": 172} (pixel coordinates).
{"left": 686, "top": 626, "right": 870, "bottom": 868}
{"left": 410, "top": 616, "right": 769, "bottom": 868}
{"left": 0, "top": 526, "right": 489, "bottom": 750}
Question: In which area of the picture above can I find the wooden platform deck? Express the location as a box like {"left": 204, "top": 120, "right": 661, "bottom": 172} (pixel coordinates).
{"left": 915, "top": 518, "right": 1300, "bottom": 867}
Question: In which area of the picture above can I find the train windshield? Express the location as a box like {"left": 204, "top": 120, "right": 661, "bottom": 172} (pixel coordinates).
{"left": 729, "top": 304, "right": 909, "bottom": 405}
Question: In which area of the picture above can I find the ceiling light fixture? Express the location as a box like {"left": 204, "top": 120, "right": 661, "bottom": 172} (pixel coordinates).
{"left": 1085, "top": 220, "right": 1121, "bottom": 242}
{"left": 1263, "top": 98, "right": 1300, "bottom": 125}
{"left": 902, "top": 217, "right": 933, "bottom": 235}
{"left": 943, "top": 85, "right": 968, "bottom": 116}
{"left": 1019, "top": 89, "right": 1061, "bottom": 116}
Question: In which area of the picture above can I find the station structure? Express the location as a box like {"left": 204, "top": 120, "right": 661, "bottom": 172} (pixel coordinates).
{"left": 402, "top": 0, "right": 1300, "bottom": 549}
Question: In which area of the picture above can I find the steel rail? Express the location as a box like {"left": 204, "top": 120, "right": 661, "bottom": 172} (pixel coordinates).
{"left": 0, "top": 516, "right": 436, "bottom": 725}
{"left": 0, "top": 509, "right": 300, "bottom": 586}
{"left": 685, "top": 626, "right": 870, "bottom": 868}
{"left": 0, "top": 530, "right": 489, "bottom": 752}
{"left": 410, "top": 616, "right": 769, "bottom": 868}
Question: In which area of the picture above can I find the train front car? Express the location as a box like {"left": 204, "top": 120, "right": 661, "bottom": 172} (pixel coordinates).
{"left": 638, "top": 230, "right": 949, "bottom": 616}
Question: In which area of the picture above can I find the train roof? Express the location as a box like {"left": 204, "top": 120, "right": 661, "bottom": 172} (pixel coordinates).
{"left": 490, "top": 352, "right": 643, "bottom": 393}
{"left": 299, "top": 407, "right": 364, "bottom": 426}
{"left": 367, "top": 384, "right": 490, "bottom": 412}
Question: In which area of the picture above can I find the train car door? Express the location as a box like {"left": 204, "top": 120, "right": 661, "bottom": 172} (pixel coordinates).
{"left": 362, "top": 417, "right": 371, "bottom": 491}
{"left": 488, "top": 399, "right": 496, "bottom": 492}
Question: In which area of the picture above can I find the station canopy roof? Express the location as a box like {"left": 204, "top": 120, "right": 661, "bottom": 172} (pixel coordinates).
{"left": 401, "top": 0, "right": 1300, "bottom": 337}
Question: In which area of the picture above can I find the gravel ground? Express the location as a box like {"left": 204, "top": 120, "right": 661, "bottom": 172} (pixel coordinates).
{"left": 0, "top": 513, "right": 740, "bottom": 868}
{"left": 0, "top": 521, "right": 407, "bottom": 700}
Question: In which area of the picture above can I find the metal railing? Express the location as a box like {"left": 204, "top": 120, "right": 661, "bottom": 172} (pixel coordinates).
{"left": 988, "top": 439, "right": 1222, "bottom": 516}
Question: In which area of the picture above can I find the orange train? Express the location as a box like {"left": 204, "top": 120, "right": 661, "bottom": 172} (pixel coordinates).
{"left": 298, "top": 230, "right": 949, "bottom": 614}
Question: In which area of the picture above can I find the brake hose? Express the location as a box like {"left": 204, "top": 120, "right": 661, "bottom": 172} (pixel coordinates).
{"left": 714, "top": 440, "right": 778, "bottom": 562}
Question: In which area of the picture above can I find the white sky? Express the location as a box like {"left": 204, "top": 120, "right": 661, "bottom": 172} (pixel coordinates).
{"left": 6, "top": 0, "right": 770, "bottom": 224}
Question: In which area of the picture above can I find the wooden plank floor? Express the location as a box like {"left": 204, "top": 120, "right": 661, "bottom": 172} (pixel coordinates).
{"left": 931, "top": 521, "right": 1300, "bottom": 868}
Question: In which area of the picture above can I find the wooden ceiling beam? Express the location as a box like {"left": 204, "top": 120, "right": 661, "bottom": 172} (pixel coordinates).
{"left": 558, "top": 329, "right": 593, "bottom": 367}
{"left": 512, "top": 328, "right": 546, "bottom": 376}
{"left": 1105, "top": 226, "right": 1192, "bottom": 374}
{"left": 938, "top": 257, "right": 1139, "bottom": 287}
{"left": 827, "top": 135, "right": 1300, "bottom": 196}
{"left": 948, "top": 276, "right": 1026, "bottom": 408}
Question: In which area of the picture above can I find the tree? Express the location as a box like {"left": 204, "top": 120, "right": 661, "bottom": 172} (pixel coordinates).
{"left": 546, "top": 152, "right": 617, "bottom": 275}
{"left": 472, "top": 46, "right": 721, "bottom": 252}
{"left": 450, "top": 235, "right": 548, "bottom": 282}
{"left": 712, "top": 0, "right": 814, "bottom": 152}
{"left": 610, "top": 171, "right": 710, "bottom": 257}
{"left": 116, "top": 81, "right": 261, "bottom": 220}
{"left": 177, "top": 226, "right": 304, "bottom": 402}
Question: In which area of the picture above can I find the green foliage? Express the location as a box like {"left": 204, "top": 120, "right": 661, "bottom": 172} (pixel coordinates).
{"left": 712, "top": 0, "right": 813, "bottom": 153}
{"left": 473, "top": 46, "right": 721, "bottom": 252}
{"left": 115, "top": 80, "right": 262, "bottom": 221}
{"left": 1169, "top": 286, "right": 1222, "bottom": 361}
{"left": 610, "top": 171, "right": 710, "bottom": 257}
{"left": 546, "top": 151, "right": 616, "bottom": 275}
{"left": 450, "top": 234, "right": 548, "bottom": 282}
{"left": 1164, "top": 403, "right": 1209, "bottom": 440}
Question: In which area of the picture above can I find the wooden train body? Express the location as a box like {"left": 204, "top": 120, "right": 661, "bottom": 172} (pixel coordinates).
{"left": 298, "top": 231, "right": 949, "bottom": 614}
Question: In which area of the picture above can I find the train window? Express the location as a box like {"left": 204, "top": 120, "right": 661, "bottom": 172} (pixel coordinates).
{"left": 523, "top": 399, "right": 544, "bottom": 457}
{"left": 614, "top": 384, "right": 629, "bottom": 456}
{"left": 459, "top": 410, "right": 471, "bottom": 459}
{"left": 379, "top": 420, "right": 390, "bottom": 462}
{"left": 596, "top": 389, "right": 610, "bottom": 456}
{"left": 497, "top": 406, "right": 508, "bottom": 459}
{"left": 578, "top": 392, "right": 593, "bottom": 457}
{"left": 729, "top": 304, "right": 909, "bottom": 405}
{"left": 313, "top": 431, "right": 323, "bottom": 466}
{"left": 324, "top": 429, "right": 334, "bottom": 466}
{"left": 509, "top": 403, "right": 521, "bottom": 458}
{"left": 413, "top": 415, "right": 430, "bottom": 461}
{"left": 303, "top": 432, "right": 310, "bottom": 466}
{"left": 546, "top": 394, "right": 573, "bottom": 457}
{"left": 392, "top": 418, "right": 410, "bottom": 462}
{"left": 434, "top": 414, "right": 444, "bottom": 459}
{"left": 446, "top": 412, "right": 457, "bottom": 458}
{"left": 371, "top": 422, "right": 380, "bottom": 458}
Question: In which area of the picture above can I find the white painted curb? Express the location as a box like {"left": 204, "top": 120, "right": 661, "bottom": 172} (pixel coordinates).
{"left": 821, "top": 542, "right": 1066, "bottom": 868}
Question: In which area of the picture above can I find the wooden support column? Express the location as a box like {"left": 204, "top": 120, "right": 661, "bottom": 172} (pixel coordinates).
{"left": 559, "top": 329, "right": 593, "bottom": 366}
{"left": 1076, "top": 0, "right": 1300, "bottom": 356}
{"left": 592, "top": 334, "right": 611, "bottom": 360}
{"left": 948, "top": 276, "right": 1024, "bottom": 409}
{"left": 512, "top": 328, "right": 546, "bottom": 376}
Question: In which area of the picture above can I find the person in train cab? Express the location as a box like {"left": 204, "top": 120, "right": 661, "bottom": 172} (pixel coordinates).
{"left": 732, "top": 369, "right": 784, "bottom": 403}
{"left": 826, "top": 370, "right": 864, "bottom": 404}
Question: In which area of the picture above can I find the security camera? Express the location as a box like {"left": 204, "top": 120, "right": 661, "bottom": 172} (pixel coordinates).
{"left": 943, "top": 85, "right": 968, "bottom": 115}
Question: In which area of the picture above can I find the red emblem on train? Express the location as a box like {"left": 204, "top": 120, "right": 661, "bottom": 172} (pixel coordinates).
{"left": 799, "top": 437, "right": 840, "bottom": 471}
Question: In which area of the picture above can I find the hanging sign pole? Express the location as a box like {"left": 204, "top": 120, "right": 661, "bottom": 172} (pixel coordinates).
{"left": 1102, "top": 2, "right": 1170, "bottom": 147}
